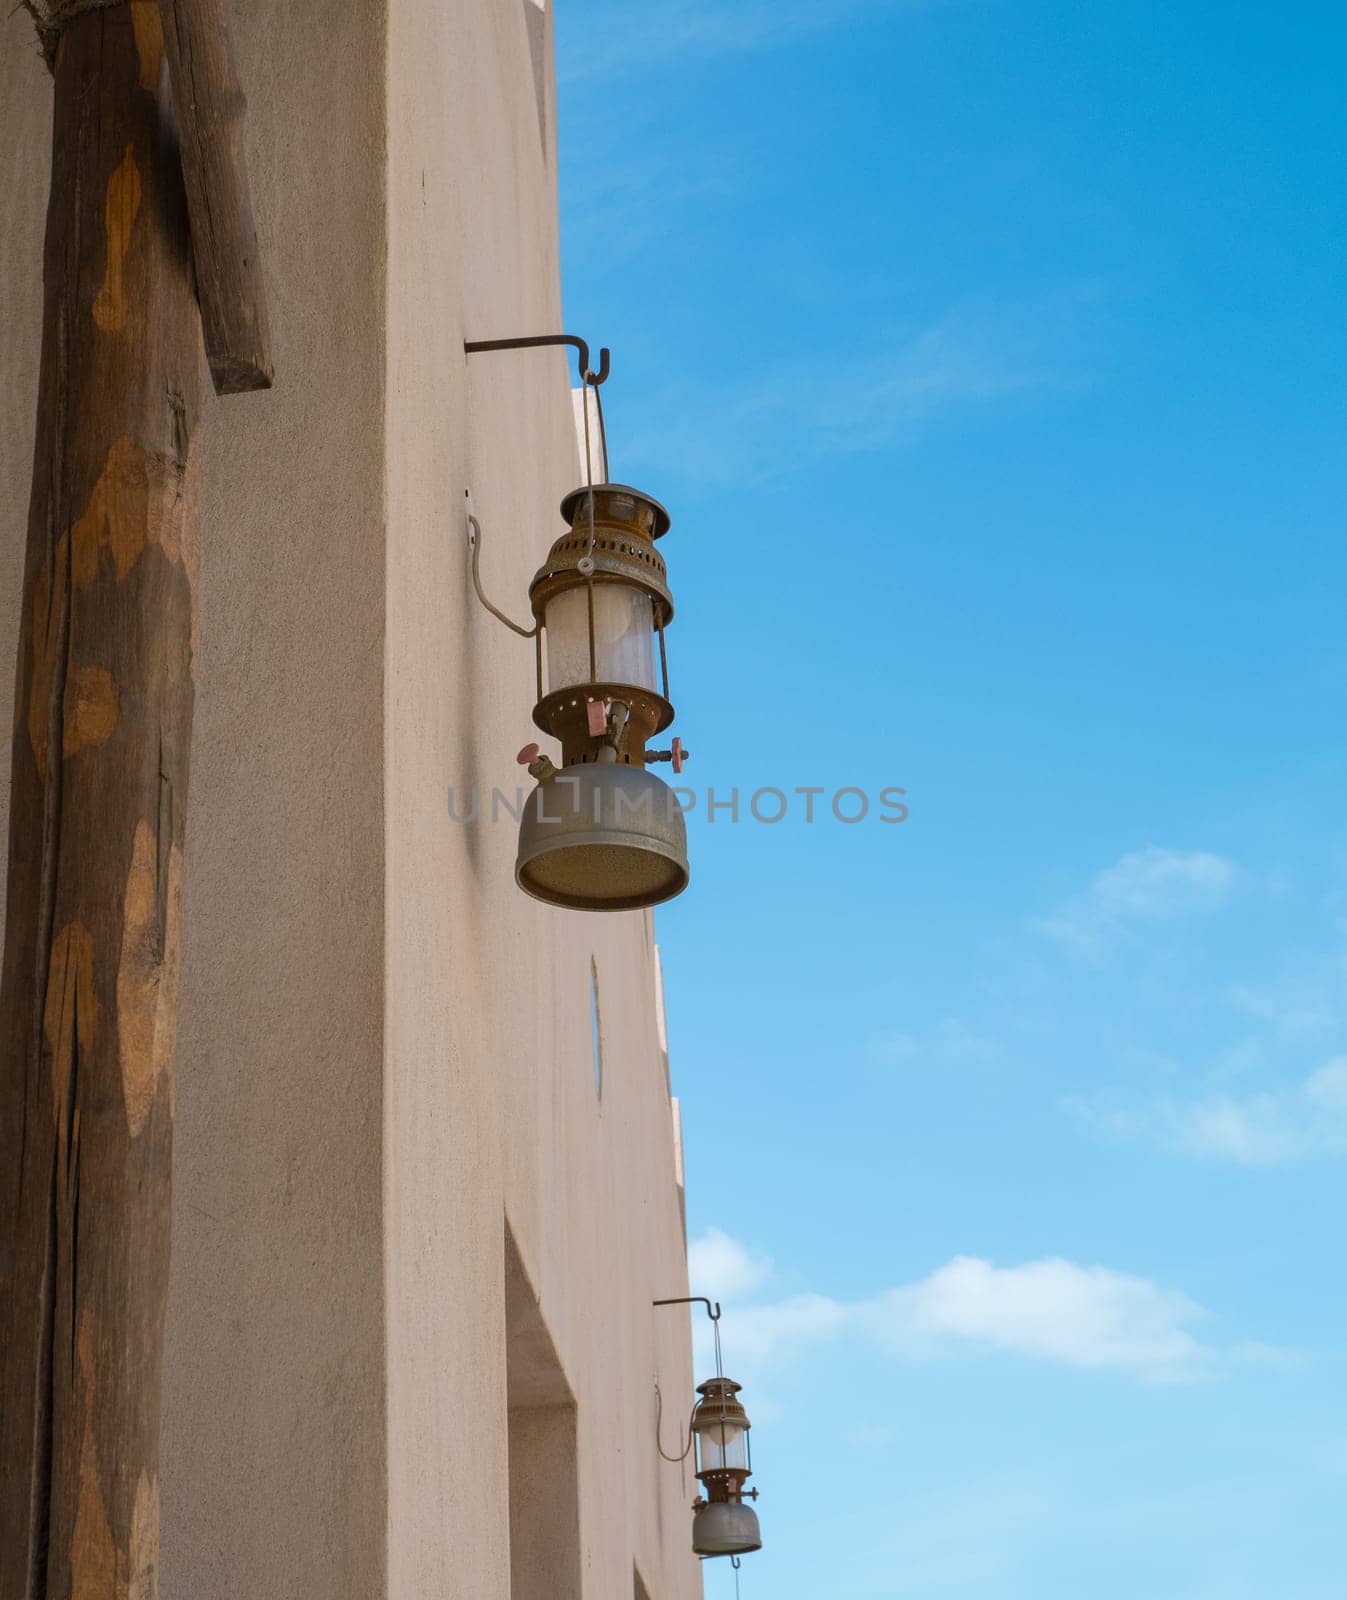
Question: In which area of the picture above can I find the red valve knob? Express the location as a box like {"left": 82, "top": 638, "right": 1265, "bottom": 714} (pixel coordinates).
{"left": 671, "top": 737, "right": 685, "bottom": 774}
{"left": 516, "top": 742, "right": 541, "bottom": 766}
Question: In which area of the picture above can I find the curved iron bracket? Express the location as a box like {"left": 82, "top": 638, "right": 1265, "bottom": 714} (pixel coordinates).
{"left": 464, "top": 332, "right": 611, "bottom": 387}
{"left": 653, "top": 1295, "right": 722, "bottom": 1322}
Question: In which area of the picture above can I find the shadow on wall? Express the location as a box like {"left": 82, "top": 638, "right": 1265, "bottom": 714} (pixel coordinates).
{"left": 506, "top": 1220, "right": 581, "bottom": 1600}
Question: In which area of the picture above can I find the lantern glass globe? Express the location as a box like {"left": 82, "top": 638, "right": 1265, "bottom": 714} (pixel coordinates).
{"left": 545, "top": 584, "right": 657, "bottom": 693}
{"left": 697, "top": 1419, "right": 749, "bottom": 1474}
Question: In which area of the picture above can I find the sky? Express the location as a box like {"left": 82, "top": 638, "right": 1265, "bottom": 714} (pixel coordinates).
{"left": 554, "top": 3, "right": 1347, "bottom": 1596}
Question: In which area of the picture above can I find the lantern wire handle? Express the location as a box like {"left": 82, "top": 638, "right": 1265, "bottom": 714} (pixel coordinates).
{"left": 465, "top": 496, "right": 539, "bottom": 639}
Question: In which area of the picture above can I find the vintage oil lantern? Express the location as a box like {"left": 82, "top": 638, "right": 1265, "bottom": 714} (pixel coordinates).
{"left": 652, "top": 1296, "right": 764, "bottom": 1564}
{"left": 511, "top": 482, "right": 690, "bottom": 911}
{"left": 463, "top": 334, "right": 691, "bottom": 911}
{"left": 690, "top": 1376, "right": 762, "bottom": 1558}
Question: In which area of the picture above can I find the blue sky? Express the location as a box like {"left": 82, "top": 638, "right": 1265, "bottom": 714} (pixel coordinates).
{"left": 555, "top": 2, "right": 1347, "bottom": 1595}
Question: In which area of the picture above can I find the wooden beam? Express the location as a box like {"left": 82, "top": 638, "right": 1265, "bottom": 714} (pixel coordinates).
{"left": 158, "top": 0, "right": 273, "bottom": 394}
{"left": 0, "top": 7, "right": 202, "bottom": 1594}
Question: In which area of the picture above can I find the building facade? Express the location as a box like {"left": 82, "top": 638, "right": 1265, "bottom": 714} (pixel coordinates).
{"left": 0, "top": 2, "right": 702, "bottom": 1596}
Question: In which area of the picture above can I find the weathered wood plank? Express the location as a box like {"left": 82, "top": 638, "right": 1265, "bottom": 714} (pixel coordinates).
{"left": 0, "top": 8, "right": 202, "bottom": 1595}
{"left": 158, "top": 0, "right": 273, "bottom": 394}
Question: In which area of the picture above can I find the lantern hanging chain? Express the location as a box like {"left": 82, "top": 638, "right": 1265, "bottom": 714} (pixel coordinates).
{"left": 712, "top": 1312, "right": 730, "bottom": 1464}
{"left": 591, "top": 374, "right": 611, "bottom": 482}
{"left": 465, "top": 495, "right": 538, "bottom": 639}
{"left": 579, "top": 373, "right": 599, "bottom": 682}
{"left": 654, "top": 1382, "right": 697, "bottom": 1464}
{"left": 580, "top": 380, "right": 600, "bottom": 564}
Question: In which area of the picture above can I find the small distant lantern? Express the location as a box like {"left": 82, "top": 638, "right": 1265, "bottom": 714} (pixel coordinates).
{"left": 690, "top": 1377, "right": 762, "bottom": 1558}
{"left": 513, "top": 483, "right": 690, "bottom": 911}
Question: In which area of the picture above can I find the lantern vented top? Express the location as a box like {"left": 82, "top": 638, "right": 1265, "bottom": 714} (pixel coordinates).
{"left": 559, "top": 483, "right": 671, "bottom": 539}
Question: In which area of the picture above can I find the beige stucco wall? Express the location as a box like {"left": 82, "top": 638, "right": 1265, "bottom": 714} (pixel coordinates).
{"left": 0, "top": 4, "right": 700, "bottom": 1598}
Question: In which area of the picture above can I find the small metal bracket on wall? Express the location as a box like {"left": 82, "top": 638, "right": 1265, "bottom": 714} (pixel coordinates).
{"left": 652, "top": 1294, "right": 724, "bottom": 1462}
{"left": 464, "top": 332, "right": 611, "bottom": 387}
{"left": 464, "top": 328, "right": 612, "bottom": 499}
{"left": 654, "top": 1295, "right": 722, "bottom": 1322}
{"left": 655, "top": 1294, "right": 726, "bottom": 1384}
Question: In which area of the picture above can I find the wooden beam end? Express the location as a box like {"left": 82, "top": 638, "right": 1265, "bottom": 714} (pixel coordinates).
{"left": 160, "top": 0, "right": 274, "bottom": 403}
{"left": 208, "top": 356, "right": 274, "bottom": 397}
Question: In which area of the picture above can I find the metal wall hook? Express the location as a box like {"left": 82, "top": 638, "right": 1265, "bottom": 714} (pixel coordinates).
{"left": 464, "top": 332, "right": 611, "bottom": 387}
{"left": 654, "top": 1295, "right": 722, "bottom": 1322}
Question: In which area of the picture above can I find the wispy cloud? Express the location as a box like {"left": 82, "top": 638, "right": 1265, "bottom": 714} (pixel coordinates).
{"left": 1226, "top": 969, "right": 1343, "bottom": 1036}
{"left": 559, "top": 0, "right": 930, "bottom": 80}
{"left": 561, "top": 137, "right": 745, "bottom": 261}
{"left": 1071, "top": 1057, "right": 1347, "bottom": 1167}
{"left": 1168, "top": 1093, "right": 1302, "bottom": 1165}
{"left": 866, "top": 1017, "right": 999, "bottom": 1068}
{"left": 686, "top": 1231, "right": 1264, "bottom": 1384}
{"left": 807, "top": 311, "right": 1064, "bottom": 453}
{"left": 1036, "top": 845, "right": 1240, "bottom": 958}
{"left": 621, "top": 295, "right": 1090, "bottom": 483}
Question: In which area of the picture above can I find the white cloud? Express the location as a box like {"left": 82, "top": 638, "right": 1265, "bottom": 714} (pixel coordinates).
{"left": 1037, "top": 845, "right": 1239, "bottom": 956}
{"left": 687, "top": 1225, "right": 772, "bottom": 1302}
{"left": 867, "top": 1256, "right": 1209, "bottom": 1380}
{"left": 1071, "top": 1056, "right": 1347, "bottom": 1166}
{"left": 1091, "top": 846, "right": 1237, "bottom": 918}
{"left": 733, "top": 1291, "right": 852, "bottom": 1364}
{"left": 1168, "top": 1093, "right": 1299, "bottom": 1165}
{"left": 685, "top": 1233, "right": 1255, "bottom": 1384}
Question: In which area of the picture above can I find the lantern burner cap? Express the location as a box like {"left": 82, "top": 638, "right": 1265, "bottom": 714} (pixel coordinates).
{"left": 693, "top": 1375, "right": 751, "bottom": 1432}
{"left": 559, "top": 483, "right": 672, "bottom": 539}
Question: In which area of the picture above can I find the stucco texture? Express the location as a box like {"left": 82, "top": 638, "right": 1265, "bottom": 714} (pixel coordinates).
{"left": 0, "top": 3, "right": 700, "bottom": 1597}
